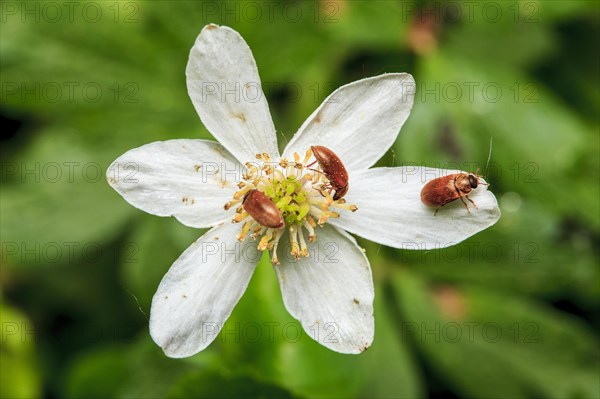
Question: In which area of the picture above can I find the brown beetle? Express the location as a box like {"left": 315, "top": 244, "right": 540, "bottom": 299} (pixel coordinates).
{"left": 309, "top": 145, "right": 349, "bottom": 200}
{"left": 242, "top": 189, "right": 284, "bottom": 228}
{"left": 420, "top": 173, "right": 487, "bottom": 215}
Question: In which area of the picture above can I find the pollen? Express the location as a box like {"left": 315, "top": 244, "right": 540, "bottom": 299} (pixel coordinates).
{"left": 225, "top": 150, "right": 358, "bottom": 265}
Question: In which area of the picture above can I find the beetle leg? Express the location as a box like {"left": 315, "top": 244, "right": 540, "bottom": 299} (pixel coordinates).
{"left": 307, "top": 167, "right": 325, "bottom": 183}
{"left": 458, "top": 194, "right": 471, "bottom": 213}
{"left": 433, "top": 203, "right": 446, "bottom": 216}
{"left": 316, "top": 185, "right": 334, "bottom": 198}
{"left": 465, "top": 195, "right": 478, "bottom": 209}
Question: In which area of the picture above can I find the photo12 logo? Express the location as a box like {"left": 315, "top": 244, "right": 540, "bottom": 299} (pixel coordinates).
{"left": 1, "top": 162, "right": 104, "bottom": 184}
{"left": 199, "top": 321, "right": 341, "bottom": 344}
{"left": 1, "top": 241, "right": 139, "bottom": 264}
{"left": 401, "top": 1, "right": 540, "bottom": 24}
{"left": 1, "top": 82, "right": 139, "bottom": 104}
{"left": 1, "top": 1, "right": 140, "bottom": 24}
{"left": 402, "top": 321, "right": 540, "bottom": 344}
{"left": 199, "top": 1, "right": 340, "bottom": 24}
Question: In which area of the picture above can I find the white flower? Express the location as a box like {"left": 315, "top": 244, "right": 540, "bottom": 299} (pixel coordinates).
{"left": 107, "top": 24, "right": 500, "bottom": 358}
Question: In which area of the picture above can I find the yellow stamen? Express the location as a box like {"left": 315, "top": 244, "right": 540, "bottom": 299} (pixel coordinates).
{"left": 298, "top": 229, "right": 308, "bottom": 257}
{"left": 227, "top": 148, "right": 358, "bottom": 264}
{"left": 233, "top": 211, "right": 248, "bottom": 223}
{"left": 236, "top": 221, "right": 252, "bottom": 241}
{"left": 289, "top": 226, "right": 300, "bottom": 259}
{"left": 271, "top": 229, "right": 282, "bottom": 265}
{"left": 258, "top": 232, "right": 272, "bottom": 251}
{"left": 303, "top": 148, "right": 313, "bottom": 165}
{"left": 302, "top": 220, "right": 316, "bottom": 242}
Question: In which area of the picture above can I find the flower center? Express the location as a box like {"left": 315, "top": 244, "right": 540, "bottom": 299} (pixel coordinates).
{"left": 224, "top": 149, "right": 357, "bottom": 264}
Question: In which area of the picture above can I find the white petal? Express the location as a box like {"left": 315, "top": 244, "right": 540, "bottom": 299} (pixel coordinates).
{"left": 107, "top": 139, "right": 238, "bottom": 228}
{"left": 283, "top": 74, "right": 415, "bottom": 171}
{"left": 330, "top": 167, "right": 501, "bottom": 249}
{"left": 187, "top": 24, "right": 279, "bottom": 164}
{"left": 150, "top": 222, "right": 260, "bottom": 357}
{"left": 274, "top": 225, "right": 374, "bottom": 354}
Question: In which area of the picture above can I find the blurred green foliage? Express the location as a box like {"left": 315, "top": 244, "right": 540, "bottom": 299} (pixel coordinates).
{"left": 1, "top": 1, "right": 598, "bottom": 398}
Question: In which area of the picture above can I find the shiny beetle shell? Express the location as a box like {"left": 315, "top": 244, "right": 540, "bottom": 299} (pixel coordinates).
{"left": 242, "top": 189, "right": 284, "bottom": 228}
{"left": 310, "top": 145, "right": 349, "bottom": 200}
{"left": 420, "top": 173, "right": 481, "bottom": 212}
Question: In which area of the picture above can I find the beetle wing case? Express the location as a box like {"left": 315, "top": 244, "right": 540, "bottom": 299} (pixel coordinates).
{"left": 311, "top": 145, "right": 350, "bottom": 200}
{"left": 242, "top": 189, "right": 284, "bottom": 228}
{"left": 420, "top": 175, "right": 459, "bottom": 207}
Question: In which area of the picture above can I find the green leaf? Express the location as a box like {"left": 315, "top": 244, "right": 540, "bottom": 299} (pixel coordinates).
{"left": 273, "top": 281, "right": 422, "bottom": 399}
{"left": 443, "top": 2, "right": 556, "bottom": 68}
{"left": 401, "top": 203, "right": 599, "bottom": 307}
{"left": 64, "top": 336, "right": 205, "bottom": 399}
{"left": 121, "top": 217, "right": 201, "bottom": 310}
{"left": 167, "top": 371, "right": 300, "bottom": 399}
{"left": 392, "top": 269, "right": 600, "bottom": 399}
{"left": 65, "top": 346, "right": 130, "bottom": 399}
{"left": 116, "top": 336, "right": 211, "bottom": 399}
{"left": 329, "top": 1, "right": 410, "bottom": 47}
{"left": 0, "top": 299, "right": 41, "bottom": 399}
{"left": 1, "top": 129, "right": 133, "bottom": 267}
{"left": 359, "top": 284, "right": 424, "bottom": 398}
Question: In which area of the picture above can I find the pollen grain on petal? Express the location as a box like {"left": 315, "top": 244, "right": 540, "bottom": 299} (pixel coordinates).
{"left": 231, "top": 112, "right": 247, "bottom": 123}
{"left": 314, "top": 111, "right": 323, "bottom": 124}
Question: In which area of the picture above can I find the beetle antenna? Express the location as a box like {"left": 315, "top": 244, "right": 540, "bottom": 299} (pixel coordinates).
{"left": 485, "top": 137, "right": 493, "bottom": 176}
